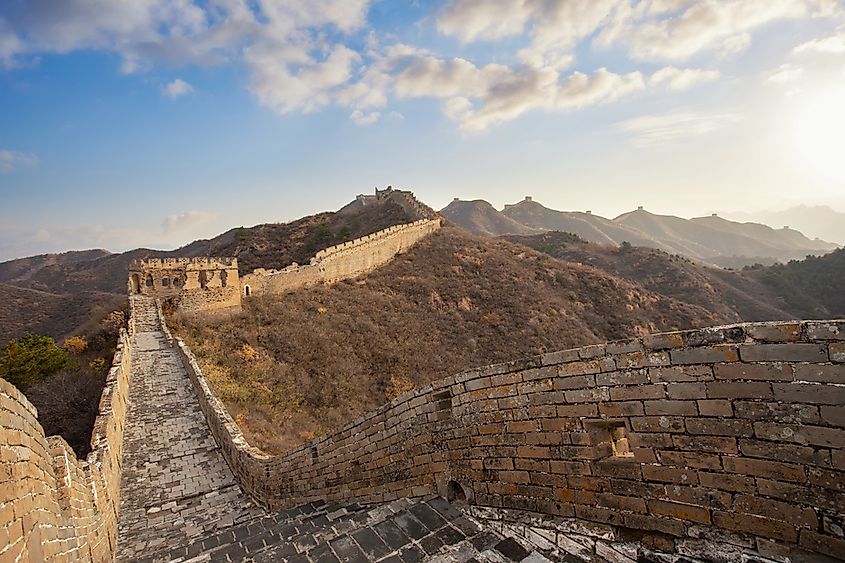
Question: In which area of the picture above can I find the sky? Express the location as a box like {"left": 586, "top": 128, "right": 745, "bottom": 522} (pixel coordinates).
{"left": 1, "top": 0, "right": 844, "bottom": 261}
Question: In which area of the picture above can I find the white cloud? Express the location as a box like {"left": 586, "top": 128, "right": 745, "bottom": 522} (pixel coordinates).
{"left": 619, "top": 110, "right": 744, "bottom": 146}
{"left": 163, "top": 78, "right": 194, "bottom": 98}
{"left": 650, "top": 66, "right": 721, "bottom": 91}
{"left": 767, "top": 63, "right": 804, "bottom": 83}
{"left": 162, "top": 210, "right": 217, "bottom": 233}
{"left": 794, "top": 26, "right": 845, "bottom": 54}
{"left": 0, "top": 149, "right": 38, "bottom": 173}
{"left": 350, "top": 109, "right": 380, "bottom": 126}
{"left": 598, "top": 0, "right": 840, "bottom": 61}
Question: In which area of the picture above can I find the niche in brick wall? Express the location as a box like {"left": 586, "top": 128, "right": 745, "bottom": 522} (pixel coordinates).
{"left": 585, "top": 420, "right": 634, "bottom": 459}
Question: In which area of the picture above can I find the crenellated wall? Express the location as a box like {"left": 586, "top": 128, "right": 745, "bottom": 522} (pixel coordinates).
{"left": 240, "top": 218, "right": 441, "bottom": 297}
{"left": 0, "top": 327, "right": 133, "bottom": 562}
{"left": 172, "top": 317, "right": 845, "bottom": 560}
{"left": 128, "top": 257, "right": 241, "bottom": 312}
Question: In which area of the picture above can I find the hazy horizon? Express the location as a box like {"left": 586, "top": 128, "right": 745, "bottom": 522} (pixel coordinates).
{"left": 2, "top": 1, "right": 844, "bottom": 261}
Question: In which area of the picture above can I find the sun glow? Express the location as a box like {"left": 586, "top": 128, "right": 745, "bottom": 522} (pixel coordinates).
{"left": 793, "top": 85, "right": 845, "bottom": 182}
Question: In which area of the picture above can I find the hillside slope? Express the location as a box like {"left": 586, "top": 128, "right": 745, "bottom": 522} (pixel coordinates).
{"left": 171, "top": 226, "right": 727, "bottom": 453}
{"left": 502, "top": 232, "right": 794, "bottom": 322}
{"left": 440, "top": 199, "right": 541, "bottom": 236}
{"left": 0, "top": 199, "right": 415, "bottom": 341}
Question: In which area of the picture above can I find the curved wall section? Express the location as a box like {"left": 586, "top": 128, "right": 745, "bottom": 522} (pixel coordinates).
{"left": 174, "top": 318, "right": 845, "bottom": 560}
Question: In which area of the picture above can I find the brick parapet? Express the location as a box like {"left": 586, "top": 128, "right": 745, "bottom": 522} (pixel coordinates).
{"left": 0, "top": 328, "right": 133, "bottom": 562}
{"left": 173, "top": 318, "right": 845, "bottom": 560}
{"left": 241, "top": 218, "right": 441, "bottom": 296}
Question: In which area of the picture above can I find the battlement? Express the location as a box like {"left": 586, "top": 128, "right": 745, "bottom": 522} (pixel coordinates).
{"left": 130, "top": 257, "right": 238, "bottom": 271}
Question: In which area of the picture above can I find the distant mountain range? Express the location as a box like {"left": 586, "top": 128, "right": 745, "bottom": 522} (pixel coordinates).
{"left": 720, "top": 205, "right": 845, "bottom": 245}
{"left": 441, "top": 197, "right": 839, "bottom": 267}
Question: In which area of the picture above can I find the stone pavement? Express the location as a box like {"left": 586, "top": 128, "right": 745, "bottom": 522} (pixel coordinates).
{"left": 116, "top": 296, "right": 261, "bottom": 561}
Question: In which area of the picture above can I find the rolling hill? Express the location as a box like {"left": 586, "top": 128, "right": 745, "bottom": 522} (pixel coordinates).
{"left": 440, "top": 199, "right": 542, "bottom": 236}
{"left": 443, "top": 196, "right": 838, "bottom": 266}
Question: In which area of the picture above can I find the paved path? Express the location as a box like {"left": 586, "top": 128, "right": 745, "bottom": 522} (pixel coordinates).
{"left": 116, "top": 296, "right": 260, "bottom": 561}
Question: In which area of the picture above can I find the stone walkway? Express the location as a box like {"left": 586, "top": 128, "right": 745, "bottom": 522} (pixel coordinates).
{"left": 116, "top": 296, "right": 260, "bottom": 561}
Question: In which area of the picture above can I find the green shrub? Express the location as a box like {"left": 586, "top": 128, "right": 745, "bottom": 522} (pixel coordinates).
{"left": 0, "top": 334, "right": 72, "bottom": 390}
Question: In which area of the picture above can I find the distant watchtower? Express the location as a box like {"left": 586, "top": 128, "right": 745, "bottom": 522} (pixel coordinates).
{"left": 128, "top": 257, "right": 241, "bottom": 312}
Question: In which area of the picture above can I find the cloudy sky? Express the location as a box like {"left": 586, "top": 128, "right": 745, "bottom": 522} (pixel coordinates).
{"left": 1, "top": 0, "right": 844, "bottom": 261}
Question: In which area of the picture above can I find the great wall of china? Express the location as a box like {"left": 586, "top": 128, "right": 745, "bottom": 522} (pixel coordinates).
{"left": 1, "top": 189, "right": 844, "bottom": 562}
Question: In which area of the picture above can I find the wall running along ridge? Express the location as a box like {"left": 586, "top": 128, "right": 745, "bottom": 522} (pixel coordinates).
{"left": 172, "top": 317, "right": 845, "bottom": 561}
{"left": 240, "top": 218, "right": 441, "bottom": 297}
{"left": 0, "top": 326, "right": 133, "bottom": 562}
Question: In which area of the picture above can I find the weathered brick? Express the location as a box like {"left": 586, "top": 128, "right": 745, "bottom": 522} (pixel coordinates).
{"left": 609, "top": 384, "right": 665, "bottom": 401}
{"left": 622, "top": 513, "right": 685, "bottom": 537}
{"left": 757, "top": 479, "right": 841, "bottom": 512}
{"left": 598, "top": 401, "right": 644, "bottom": 417}
{"left": 649, "top": 365, "right": 713, "bottom": 383}
{"left": 685, "top": 418, "right": 753, "bottom": 437}
{"left": 553, "top": 374, "right": 595, "bottom": 389}
{"left": 754, "top": 422, "right": 845, "bottom": 448}
{"left": 697, "top": 399, "right": 733, "bottom": 417}
{"left": 541, "top": 349, "right": 581, "bottom": 366}
{"left": 564, "top": 387, "right": 610, "bottom": 403}
{"left": 643, "top": 400, "right": 697, "bottom": 416}
{"left": 517, "top": 445, "right": 551, "bottom": 459}
{"left": 595, "top": 369, "right": 648, "bottom": 386}
{"left": 732, "top": 495, "right": 817, "bottom": 528}
{"left": 606, "top": 339, "right": 643, "bottom": 355}
{"left": 592, "top": 460, "right": 642, "bottom": 479}
{"left": 808, "top": 466, "right": 845, "bottom": 492}
{"left": 540, "top": 418, "right": 579, "bottom": 432}
{"left": 793, "top": 364, "right": 844, "bottom": 383}
{"left": 799, "top": 530, "right": 845, "bottom": 561}
{"left": 804, "top": 321, "right": 845, "bottom": 341}
{"left": 739, "top": 343, "right": 828, "bottom": 363}
{"left": 641, "top": 465, "right": 698, "bottom": 484}
{"left": 596, "top": 493, "right": 647, "bottom": 513}
{"left": 734, "top": 401, "right": 819, "bottom": 424}
{"left": 672, "top": 435, "right": 737, "bottom": 454}
{"left": 630, "top": 416, "right": 686, "bottom": 433}
{"left": 578, "top": 344, "right": 606, "bottom": 359}
{"left": 820, "top": 405, "right": 845, "bottom": 428}
{"left": 746, "top": 323, "right": 801, "bottom": 343}
{"left": 722, "top": 456, "right": 805, "bottom": 482}
{"left": 557, "top": 404, "right": 598, "bottom": 417}
{"left": 498, "top": 470, "right": 530, "bottom": 484}
{"left": 706, "top": 381, "right": 773, "bottom": 400}
{"left": 666, "top": 382, "right": 707, "bottom": 400}
{"left": 713, "top": 511, "right": 797, "bottom": 543}
{"left": 830, "top": 342, "right": 845, "bottom": 363}
{"left": 698, "top": 471, "right": 755, "bottom": 493}
{"left": 739, "top": 438, "right": 831, "bottom": 467}
{"left": 483, "top": 458, "right": 515, "bottom": 470}
{"left": 642, "top": 332, "right": 684, "bottom": 351}
{"left": 714, "top": 363, "right": 792, "bottom": 381}
{"left": 648, "top": 499, "right": 710, "bottom": 524}
{"left": 670, "top": 346, "right": 739, "bottom": 365}
{"left": 657, "top": 451, "right": 721, "bottom": 470}
{"left": 506, "top": 420, "right": 539, "bottom": 433}
{"left": 772, "top": 382, "right": 845, "bottom": 405}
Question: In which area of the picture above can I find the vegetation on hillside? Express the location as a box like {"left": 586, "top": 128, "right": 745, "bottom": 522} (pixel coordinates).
{"left": 503, "top": 231, "right": 795, "bottom": 322}
{"left": 754, "top": 248, "right": 845, "bottom": 318}
{"left": 170, "top": 227, "right": 726, "bottom": 454}
{"left": 0, "top": 310, "right": 126, "bottom": 457}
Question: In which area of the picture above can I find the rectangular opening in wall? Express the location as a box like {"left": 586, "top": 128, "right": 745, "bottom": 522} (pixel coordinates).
{"left": 585, "top": 420, "right": 634, "bottom": 460}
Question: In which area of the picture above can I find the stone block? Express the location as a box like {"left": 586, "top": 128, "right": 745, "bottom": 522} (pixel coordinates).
{"left": 804, "top": 321, "right": 845, "bottom": 341}
{"left": 739, "top": 343, "right": 828, "bottom": 363}
{"left": 648, "top": 499, "right": 711, "bottom": 524}
{"left": 714, "top": 363, "right": 792, "bottom": 381}
{"left": 670, "top": 346, "right": 739, "bottom": 365}
{"left": 746, "top": 323, "right": 802, "bottom": 342}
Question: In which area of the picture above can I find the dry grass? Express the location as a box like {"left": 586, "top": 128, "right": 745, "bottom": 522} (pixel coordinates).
{"left": 170, "top": 227, "right": 728, "bottom": 454}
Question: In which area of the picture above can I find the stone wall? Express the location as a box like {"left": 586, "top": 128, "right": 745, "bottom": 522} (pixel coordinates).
{"left": 0, "top": 327, "right": 133, "bottom": 562}
{"left": 241, "top": 218, "right": 441, "bottom": 297}
{"left": 173, "top": 318, "right": 845, "bottom": 561}
{"left": 129, "top": 257, "right": 241, "bottom": 312}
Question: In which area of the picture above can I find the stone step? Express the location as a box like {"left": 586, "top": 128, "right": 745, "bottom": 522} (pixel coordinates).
{"left": 145, "top": 497, "right": 566, "bottom": 563}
